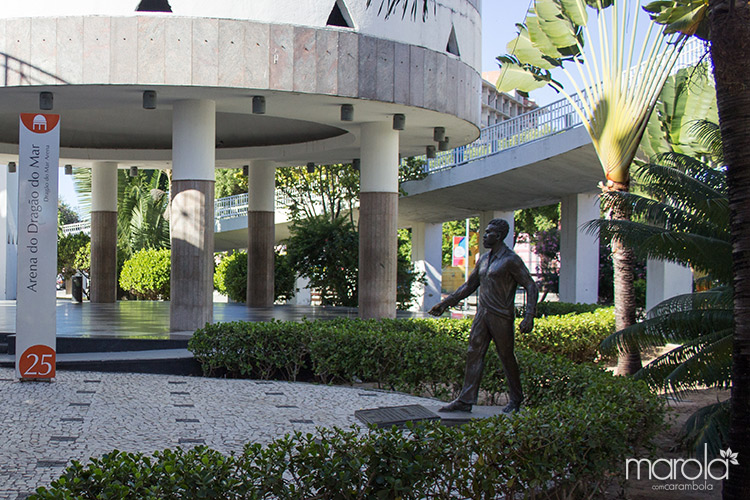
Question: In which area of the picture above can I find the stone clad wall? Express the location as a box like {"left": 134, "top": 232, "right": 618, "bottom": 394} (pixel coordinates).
{"left": 0, "top": 0, "right": 482, "bottom": 70}
{"left": 0, "top": 16, "right": 481, "bottom": 126}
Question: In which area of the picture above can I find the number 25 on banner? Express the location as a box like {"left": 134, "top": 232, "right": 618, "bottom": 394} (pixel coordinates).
{"left": 19, "top": 345, "right": 55, "bottom": 379}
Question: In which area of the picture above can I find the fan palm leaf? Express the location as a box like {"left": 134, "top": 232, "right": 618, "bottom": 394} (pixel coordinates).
{"left": 587, "top": 219, "right": 731, "bottom": 282}
{"left": 633, "top": 330, "right": 730, "bottom": 392}
{"left": 682, "top": 400, "right": 731, "bottom": 460}
{"left": 596, "top": 192, "right": 727, "bottom": 238}
{"left": 600, "top": 293, "right": 732, "bottom": 351}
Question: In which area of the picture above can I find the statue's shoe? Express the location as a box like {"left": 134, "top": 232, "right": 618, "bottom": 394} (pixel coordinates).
{"left": 502, "top": 402, "right": 521, "bottom": 414}
{"left": 438, "top": 400, "right": 472, "bottom": 412}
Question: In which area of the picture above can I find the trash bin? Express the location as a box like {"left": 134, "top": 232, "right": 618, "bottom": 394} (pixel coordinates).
{"left": 71, "top": 274, "right": 83, "bottom": 303}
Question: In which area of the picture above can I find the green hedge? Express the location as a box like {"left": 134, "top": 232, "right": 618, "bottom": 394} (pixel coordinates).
{"left": 119, "top": 248, "right": 171, "bottom": 300}
{"left": 32, "top": 349, "right": 662, "bottom": 499}
{"left": 188, "top": 313, "right": 614, "bottom": 394}
{"left": 516, "top": 308, "right": 614, "bottom": 363}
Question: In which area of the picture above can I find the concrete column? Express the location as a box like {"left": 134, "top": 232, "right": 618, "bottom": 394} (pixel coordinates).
{"left": 479, "top": 210, "right": 514, "bottom": 253}
{"left": 170, "top": 99, "right": 215, "bottom": 331}
{"left": 411, "top": 222, "right": 442, "bottom": 312}
{"left": 646, "top": 259, "right": 693, "bottom": 311}
{"left": 90, "top": 161, "right": 118, "bottom": 303}
{"left": 246, "top": 160, "right": 275, "bottom": 307}
{"left": 0, "top": 166, "right": 18, "bottom": 299}
{"left": 359, "top": 121, "right": 399, "bottom": 319}
{"left": 559, "top": 193, "right": 599, "bottom": 304}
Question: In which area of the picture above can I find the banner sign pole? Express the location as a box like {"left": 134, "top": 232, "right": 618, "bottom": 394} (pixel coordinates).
{"left": 15, "top": 113, "right": 60, "bottom": 380}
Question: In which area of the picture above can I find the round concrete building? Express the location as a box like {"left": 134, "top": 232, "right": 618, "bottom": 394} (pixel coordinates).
{"left": 0, "top": 0, "right": 482, "bottom": 330}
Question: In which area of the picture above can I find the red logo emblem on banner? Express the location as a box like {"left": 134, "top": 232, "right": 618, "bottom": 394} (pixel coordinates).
{"left": 20, "top": 113, "right": 60, "bottom": 134}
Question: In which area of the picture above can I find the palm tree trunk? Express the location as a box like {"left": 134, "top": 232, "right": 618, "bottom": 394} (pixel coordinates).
{"left": 709, "top": 1, "right": 750, "bottom": 498}
{"left": 607, "top": 180, "right": 642, "bottom": 375}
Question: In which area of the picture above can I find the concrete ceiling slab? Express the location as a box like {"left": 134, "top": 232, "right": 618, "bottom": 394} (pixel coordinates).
{"left": 398, "top": 127, "right": 604, "bottom": 225}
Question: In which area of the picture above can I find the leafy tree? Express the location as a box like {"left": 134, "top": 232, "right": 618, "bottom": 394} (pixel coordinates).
{"left": 533, "top": 228, "right": 560, "bottom": 302}
{"left": 57, "top": 200, "right": 80, "bottom": 226}
{"left": 514, "top": 204, "right": 559, "bottom": 238}
{"left": 398, "top": 156, "right": 428, "bottom": 184}
{"left": 57, "top": 232, "right": 90, "bottom": 278}
{"left": 646, "top": 1, "right": 750, "bottom": 495}
{"left": 74, "top": 242, "right": 90, "bottom": 273}
{"left": 276, "top": 164, "right": 359, "bottom": 223}
{"left": 287, "top": 216, "right": 359, "bottom": 307}
{"left": 215, "top": 168, "right": 247, "bottom": 199}
{"left": 273, "top": 251, "right": 297, "bottom": 303}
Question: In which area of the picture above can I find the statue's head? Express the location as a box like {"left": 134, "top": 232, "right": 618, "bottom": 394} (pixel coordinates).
{"left": 483, "top": 218, "right": 510, "bottom": 248}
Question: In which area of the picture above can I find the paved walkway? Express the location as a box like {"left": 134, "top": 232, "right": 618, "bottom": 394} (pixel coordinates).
{"left": 0, "top": 367, "right": 439, "bottom": 498}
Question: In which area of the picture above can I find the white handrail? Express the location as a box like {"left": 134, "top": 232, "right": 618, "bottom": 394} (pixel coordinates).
{"left": 60, "top": 221, "right": 91, "bottom": 236}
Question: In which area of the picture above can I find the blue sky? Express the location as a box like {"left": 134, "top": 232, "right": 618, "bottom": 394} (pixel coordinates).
{"left": 60, "top": 3, "right": 549, "bottom": 214}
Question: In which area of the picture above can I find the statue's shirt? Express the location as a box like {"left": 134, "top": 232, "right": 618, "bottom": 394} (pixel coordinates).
{"left": 446, "top": 246, "right": 536, "bottom": 319}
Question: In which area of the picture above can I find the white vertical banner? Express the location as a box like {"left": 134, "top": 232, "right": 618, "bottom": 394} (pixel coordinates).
{"left": 15, "top": 113, "right": 59, "bottom": 380}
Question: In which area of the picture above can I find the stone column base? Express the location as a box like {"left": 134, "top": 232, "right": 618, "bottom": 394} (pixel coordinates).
{"left": 247, "top": 210, "right": 274, "bottom": 307}
{"left": 170, "top": 179, "right": 215, "bottom": 331}
{"left": 359, "top": 191, "right": 398, "bottom": 319}
{"left": 90, "top": 210, "right": 118, "bottom": 303}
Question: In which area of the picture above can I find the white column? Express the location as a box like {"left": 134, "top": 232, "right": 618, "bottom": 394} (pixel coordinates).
{"left": 559, "top": 193, "right": 599, "bottom": 304}
{"left": 411, "top": 222, "right": 442, "bottom": 311}
{"left": 479, "top": 210, "right": 514, "bottom": 253}
{"left": 359, "top": 121, "right": 399, "bottom": 319}
{"left": 91, "top": 162, "right": 118, "bottom": 212}
{"left": 0, "top": 166, "right": 18, "bottom": 299}
{"left": 172, "top": 100, "right": 216, "bottom": 182}
{"left": 646, "top": 259, "right": 693, "bottom": 311}
{"left": 170, "top": 99, "right": 216, "bottom": 331}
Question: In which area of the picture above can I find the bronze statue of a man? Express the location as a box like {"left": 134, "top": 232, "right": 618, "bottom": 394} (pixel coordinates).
{"left": 429, "top": 218, "right": 538, "bottom": 413}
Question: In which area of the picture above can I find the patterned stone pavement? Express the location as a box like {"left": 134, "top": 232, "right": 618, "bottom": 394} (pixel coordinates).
{"left": 0, "top": 368, "right": 439, "bottom": 499}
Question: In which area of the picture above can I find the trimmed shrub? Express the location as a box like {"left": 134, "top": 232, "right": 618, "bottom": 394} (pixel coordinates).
{"left": 213, "top": 251, "right": 246, "bottom": 302}
{"left": 214, "top": 251, "right": 297, "bottom": 303}
{"left": 119, "top": 248, "right": 171, "bottom": 300}
{"left": 32, "top": 349, "right": 663, "bottom": 500}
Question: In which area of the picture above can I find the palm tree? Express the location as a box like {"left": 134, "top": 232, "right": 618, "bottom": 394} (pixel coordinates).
{"left": 590, "top": 143, "right": 732, "bottom": 457}
{"left": 707, "top": 2, "right": 750, "bottom": 497}
{"left": 642, "top": 1, "right": 750, "bottom": 495}
{"left": 117, "top": 169, "right": 170, "bottom": 256}
{"left": 73, "top": 168, "right": 171, "bottom": 258}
